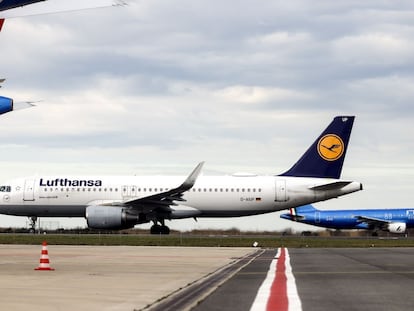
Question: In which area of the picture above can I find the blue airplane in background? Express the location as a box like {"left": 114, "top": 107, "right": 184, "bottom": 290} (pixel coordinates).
{"left": 0, "top": 80, "right": 35, "bottom": 115}
{"left": 0, "top": 95, "right": 35, "bottom": 115}
{"left": 281, "top": 205, "right": 414, "bottom": 234}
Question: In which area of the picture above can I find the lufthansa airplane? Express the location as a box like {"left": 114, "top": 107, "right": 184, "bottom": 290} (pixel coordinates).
{"left": 0, "top": 0, "right": 44, "bottom": 30}
{"left": 0, "top": 0, "right": 127, "bottom": 31}
{"left": 0, "top": 116, "right": 362, "bottom": 234}
{"left": 281, "top": 205, "right": 414, "bottom": 234}
{"left": 0, "top": 0, "right": 45, "bottom": 11}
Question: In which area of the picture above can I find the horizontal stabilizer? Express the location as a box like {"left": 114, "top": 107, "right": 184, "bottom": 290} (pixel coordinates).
{"left": 13, "top": 101, "right": 37, "bottom": 111}
{"left": 1, "top": 0, "right": 128, "bottom": 19}
{"left": 309, "top": 181, "right": 352, "bottom": 191}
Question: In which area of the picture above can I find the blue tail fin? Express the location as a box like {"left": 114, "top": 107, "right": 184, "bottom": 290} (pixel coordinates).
{"left": 281, "top": 205, "right": 317, "bottom": 221}
{"left": 280, "top": 116, "right": 355, "bottom": 179}
{"left": 295, "top": 204, "right": 317, "bottom": 213}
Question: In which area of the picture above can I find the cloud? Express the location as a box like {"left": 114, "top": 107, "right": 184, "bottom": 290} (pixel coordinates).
{"left": 0, "top": 1, "right": 414, "bottom": 230}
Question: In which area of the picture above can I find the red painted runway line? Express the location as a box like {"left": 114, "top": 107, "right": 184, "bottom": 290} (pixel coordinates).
{"left": 250, "top": 248, "right": 302, "bottom": 311}
{"left": 266, "top": 248, "right": 288, "bottom": 311}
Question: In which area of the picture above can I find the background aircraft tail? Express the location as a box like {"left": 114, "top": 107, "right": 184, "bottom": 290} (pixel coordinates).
{"left": 281, "top": 204, "right": 317, "bottom": 221}
{"left": 0, "top": 19, "right": 4, "bottom": 31}
{"left": 280, "top": 116, "right": 355, "bottom": 179}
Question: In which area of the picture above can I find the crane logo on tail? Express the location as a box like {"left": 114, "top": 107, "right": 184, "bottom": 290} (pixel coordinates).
{"left": 317, "top": 134, "right": 344, "bottom": 161}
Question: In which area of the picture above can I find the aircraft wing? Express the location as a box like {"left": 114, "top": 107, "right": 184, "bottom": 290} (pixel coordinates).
{"left": 354, "top": 215, "right": 391, "bottom": 230}
{"left": 115, "top": 162, "right": 204, "bottom": 213}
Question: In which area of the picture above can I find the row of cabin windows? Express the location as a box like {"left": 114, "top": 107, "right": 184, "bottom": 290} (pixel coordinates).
{"left": 44, "top": 188, "right": 119, "bottom": 192}
{"left": 124, "top": 188, "right": 262, "bottom": 193}
{"left": 192, "top": 188, "right": 262, "bottom": 193}
{"left": 42, "top": 187, "right": 263, "bottom": 193}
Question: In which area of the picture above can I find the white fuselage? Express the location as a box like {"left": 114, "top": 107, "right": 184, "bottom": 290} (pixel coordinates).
{"left": 0, "top": 175, "right": 362, "bottom": 219}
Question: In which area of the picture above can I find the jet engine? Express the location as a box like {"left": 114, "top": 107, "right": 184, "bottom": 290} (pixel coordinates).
{"left": 0, "top": 96, "right": 13, "bottom": 115}
{"left": 86, "top": 205, "right": 146, "bottom": 229}
{"left": 387, "top": 222, "right": 406, "bottom": 234}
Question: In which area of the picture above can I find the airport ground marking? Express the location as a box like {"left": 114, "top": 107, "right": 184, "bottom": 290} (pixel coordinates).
{"left": 250, "top": 248, "right": 302, "bottom": 311}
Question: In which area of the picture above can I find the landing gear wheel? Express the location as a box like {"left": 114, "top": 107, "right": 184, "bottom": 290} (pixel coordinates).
{"left": 28, "top": 216, "right": 37, "bottom": 234}
{"left": 150, "top": 224, "right": 162, "bottom": 234}
{"left": 150, "top": 224, "right": 170, "bottom": 235}
{"left": 160, "top": 225, "right": 170, "bottom": 235}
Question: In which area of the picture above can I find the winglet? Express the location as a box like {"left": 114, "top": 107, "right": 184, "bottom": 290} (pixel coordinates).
{"left": 180, "top": 162, "right": 204, "bottom": 191}
{"left": 0, "top": 19, "right": 4, "bottom": 32}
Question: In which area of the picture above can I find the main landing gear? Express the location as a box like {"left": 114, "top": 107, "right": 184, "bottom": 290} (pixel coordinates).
{"left": 28, "top": 216, "right": 37, "bottom": 234}
{"left": 150, "top": 220, "right": 170, "bottom": 235}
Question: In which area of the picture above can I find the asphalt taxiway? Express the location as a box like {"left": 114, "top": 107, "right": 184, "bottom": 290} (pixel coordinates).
{"left": 192, "top": 248, "right": 414, "bottom": 311}
{"left": 2, "top": 246, "right": 414, "bottom": 311}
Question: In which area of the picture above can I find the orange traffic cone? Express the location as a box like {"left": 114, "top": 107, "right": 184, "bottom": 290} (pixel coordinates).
{"left": 35, "top": 241, "right": 55, "bottom": 271}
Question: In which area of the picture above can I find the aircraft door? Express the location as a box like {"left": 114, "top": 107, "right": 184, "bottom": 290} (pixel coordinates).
{"left": 122, "top": 186, "right": 137, "bottom": 199}
{"left": 122, "top": 185, "right": 130, "bottom": 198}
{"left": 315, "top": 211, "right": 321, "bottom": 223}
{"left": 275, "top": 180, "right": 287, "bottom": 202}
{"left": 23, "top": 179, "right": 35, "bottom": 201}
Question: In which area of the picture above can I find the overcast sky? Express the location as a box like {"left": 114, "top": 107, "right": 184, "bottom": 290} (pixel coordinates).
{"left": 0, "top": 0, "right": 413, "bottom": 232}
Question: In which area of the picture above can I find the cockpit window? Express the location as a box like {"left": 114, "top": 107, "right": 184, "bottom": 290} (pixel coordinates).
{"left": 0, "top": 186, "right": 11, "bottom": 192}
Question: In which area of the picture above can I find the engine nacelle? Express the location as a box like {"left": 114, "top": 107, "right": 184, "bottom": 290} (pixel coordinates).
{"left": 0, "top": 96, "right": 13, "bottom": 115}
{"left": 387, "top": 222, "right": 406, "bottom": 234}
{"left": 86, "top": 205, "right": 145, "bottom": 230}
